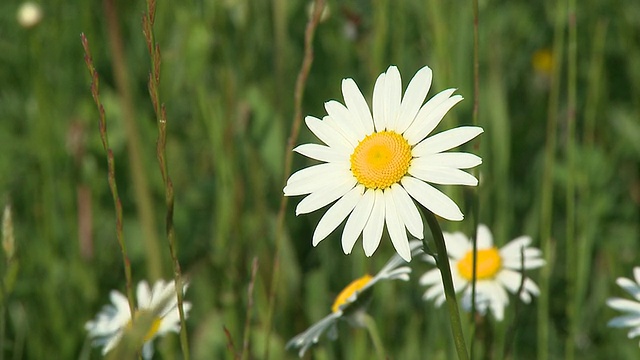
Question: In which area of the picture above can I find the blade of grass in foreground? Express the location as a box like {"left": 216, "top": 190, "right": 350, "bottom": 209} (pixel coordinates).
{"left": 80, "top": 33, "right": 135, "bottom": 319}
{"left": 142, "top": 1, "right": 189, "bottom": 358}
{"left": 537, "top": 0, "right": 566, "bottom": 358}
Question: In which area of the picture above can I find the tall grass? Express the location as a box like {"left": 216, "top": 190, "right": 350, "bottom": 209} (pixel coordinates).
{"left": 0, "top": 0, "right": 639, "bottom": 359}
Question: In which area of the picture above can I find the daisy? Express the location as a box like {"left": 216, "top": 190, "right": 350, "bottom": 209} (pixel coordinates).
{"left": 286, "top": 240, "right": 423, "bottom": 357}
{"left": 284, "top": 65, "right": 483, "bottom": 261}
{"left": 420, "top": 224, "right": 544, "bottom": 321}
{"left": 85, "top": 279, "right": 191, "bottom": 359}
{"left": 607, "top": 267, "right": 640, "bottom": 345}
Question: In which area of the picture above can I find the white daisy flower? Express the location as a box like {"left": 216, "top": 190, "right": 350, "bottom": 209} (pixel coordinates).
{"left": 420, "top": 224, "right": 545, "bottom": 321}
{"left": 85, "top": 279, "right": 191, "bottom": 359}
{"left": 284, "top": 65, "right": 483, "bottom": 261}
{"left": 607, "top": 267, "right": 640, "bottom": 346}
{"left": 286, "top": 240, "right": 423, "bottom": 357}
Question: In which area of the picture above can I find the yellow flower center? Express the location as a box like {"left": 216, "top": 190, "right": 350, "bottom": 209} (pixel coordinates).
{"left": 350, "top": 131, "right": 412, "bottom": 189}
{"left": 126, "top": 310, "right": 162, "bottom": 342}
{"left": 457, "top": 248, "right": 502, "bottom": 281}
{"left": 331, "top": 274, "right": 373, "bottom": 313}
{"left": 532, "top": 49, "right": 554, "bottom": 75}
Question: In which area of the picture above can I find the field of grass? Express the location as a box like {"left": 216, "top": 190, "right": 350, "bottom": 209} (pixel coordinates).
{"left": 1, "top": 0, "right": 640, "bottom": 359}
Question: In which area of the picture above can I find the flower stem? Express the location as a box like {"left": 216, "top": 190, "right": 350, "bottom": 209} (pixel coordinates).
{"left": 360, "top": 313, "right": 386, "bottom": 360}
{"left": 423, "top": 210, "right": 469, "bottom": 360}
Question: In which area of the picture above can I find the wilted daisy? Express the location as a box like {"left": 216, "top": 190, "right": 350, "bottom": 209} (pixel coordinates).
{"left": 85, "top": 279, "right": 191, "bottom": 359}
{"left": 284, "top": 65, "right": 483, "bottom": 261}
{"left": 286, "top": 240, "right": 423, "bottom": 357}
{"left": 420, "top": 225, "right": 544, "bottom": 321}
{"left": 607, "top": 267, "right": 640, "bottom": 345}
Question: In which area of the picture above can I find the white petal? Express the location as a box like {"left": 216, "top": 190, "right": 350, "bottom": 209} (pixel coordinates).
{"left": 396, "top": 66, "right": 432, "bottom": 134}
{"left": 305, "top": 115, "right": 353, "bottom": 152}
{"left": 404, "top": 91, "right": 462, "bottom": 145}
{"left": 312, "top": 185, "right": 364, "bottom": 246}
{"left": 325, "top": 101, "right": 363, "bottom": 143}
{"left": 608, "top": 298, "right": 640, "bottom": 313}
{"left": 137, "top": 281, "right": 152, "bottom": 308}
{"left": 496, "top": 269, "right": 523, "bottom": 294}
{"left": 390, "top": 184, "right": 423, "bottom": 239}
{"left": 111, "top": 290, "right": 132, "bottom": 317}
{"left": 384, "top": 189, "right": 411, "bottom": 261}
{"left": 617, "top": 277, "right": 640, "bottom": 300}
{"left": 500, "top": 236, "right": 533, "bottom": 257}
{"left": 419, "top": 269, "right": 442, "bottom": 286}
{"left": 284, "top": 163, "right": 350, "bottom": 196}
{"left": 476, "top": 224, "right": 494, "bottom": 249}
{"left": 633, "top": 267, "right": 640, "bottom": 285}
{"left": 414, "top": 152, "right": 483, "bottom": 169}
{"left": 362, "top": 189, "right": 385, "bottom": 256}
{"left": 294, "top": 143, "right": 347, "bottom": 163}
{"left": 443, "top": 232, "right": 472, "bottom": 259}
{"left": 412, "top": 126, "right": 484, "bottom": 156}
{"left": 342, "top": 188, "right": 375, "bottom": 254}
{"left": 372, "top": 72, "right": 387, "bottom": 131}
{"left": 342, "top": 78, "right": 374, "bottom": 134}
{"left": 608, "top": 314, "right": 640, "bottom": 328}
{"left": 384, "top": 66, "right": 402, "bottom": 131}
{"left": 295, "top": 176, "right": 357, "bottom": 215}
{"left": 408, "top": 165, "right": 478, "bottom": 186}
{"left": 401, "top": 177, "right": 464, "bottom": 221}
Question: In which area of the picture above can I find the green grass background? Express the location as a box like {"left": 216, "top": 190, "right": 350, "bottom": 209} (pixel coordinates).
{"left": 1, "top": 0, "right": 639, "bottom": 358}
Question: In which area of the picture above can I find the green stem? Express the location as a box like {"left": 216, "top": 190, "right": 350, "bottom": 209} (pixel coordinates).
{"left": 423, "top": 210, "right": 469, "bottom": 360}
{"left": 537, "top": 0, "right": 566, "bottom": 358}
{"left": 360, "top": 312, "right": 386, "bottom": 360}
{"left": 469, "top": 0, "right": 481, "bottom": 355}
{"left": 142, "top": 2, "right": 189, "bottom": 358}
{"left": 565, "top": 0, "right": 577, "bottom": 357}
{"left": 81, "top": 33, "right": 136, "bottom": 318}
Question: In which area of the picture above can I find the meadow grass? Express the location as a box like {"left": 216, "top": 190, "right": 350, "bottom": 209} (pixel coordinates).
{"left": 1, "top": 0, "right": 639, "bottom": 359}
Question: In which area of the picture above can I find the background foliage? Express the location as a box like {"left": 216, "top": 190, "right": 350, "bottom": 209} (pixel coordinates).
{"left": 1, "top": 0, "right": 639, "bottom": 358}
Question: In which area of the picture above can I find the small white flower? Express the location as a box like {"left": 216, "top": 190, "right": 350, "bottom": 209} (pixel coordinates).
{"left": 607, "top": 267, "right": 640, "bottom": 346}
{"left": 17, "top": 2, "right": 43, "bottom": 28}
{"left": 420, "top": 224, "right": 544, "bottom": 321}
{"left": 284, "top": 65, "right": 483, "bottom": 261}
{"left": 85, "top": 279, "right": 191, "bottom": 359}
{"left": 286, "top": 240, "right": 423, "bottom": 357}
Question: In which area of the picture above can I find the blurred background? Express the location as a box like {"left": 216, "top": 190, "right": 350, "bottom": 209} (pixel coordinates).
{"left": 0, "top": 0, "right": 639, "bottom": 358}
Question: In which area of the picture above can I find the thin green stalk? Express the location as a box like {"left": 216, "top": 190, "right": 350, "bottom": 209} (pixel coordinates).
{"left": 81, "top": 33, "right": 135, "bottom": 317}
{"left": 103, "top": 0, "right": 163, "bottom": 281}
{"left": 537, "top": 0, "right": 566, "bottom": 358}
{"left": 360, "top": 312, "right": 386, "bottom": 360}
{"left": 503, "top": 246, "right": 527, "bottom": 359}
{"left": 142, "top": 2, "right": 189, "bottom": 358}
{"left": 423, "top": 210, "right": 469, "bottom": 360}
{"left": 264, "top": 1, "right": 325, "bottom": 358}
{"left": 564, "top": 0, "right": 577, "bottom": 358}
{"left": 469, "top": 0, "right": 481, "bottom": 356}
{"left": 582, "top": 20, "right": 608, "bottom": 146}
{"left": 241, "top": 257, "right": 259, "bottom": 360}
{"left": 370, "top": 0, "right": 389, "bottom": 79}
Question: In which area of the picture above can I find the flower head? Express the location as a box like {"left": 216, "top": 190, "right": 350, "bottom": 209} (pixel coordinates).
{"left": 286, "top": 240, "right": 423, "bottom": 357}
{"left": 284, "top": 65, "right": 483, "bottom": 261}
{"left": 85, "top": 279, "right": 191, "bottom": 359}
{"left": 420, "top": 225, "right": 544, "bottom": 320}
{"left": 17, "top": 2, "right": 43, "bottom": 28}
{"left": 607, "top": 267, "right": 640, "bottom": 346}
